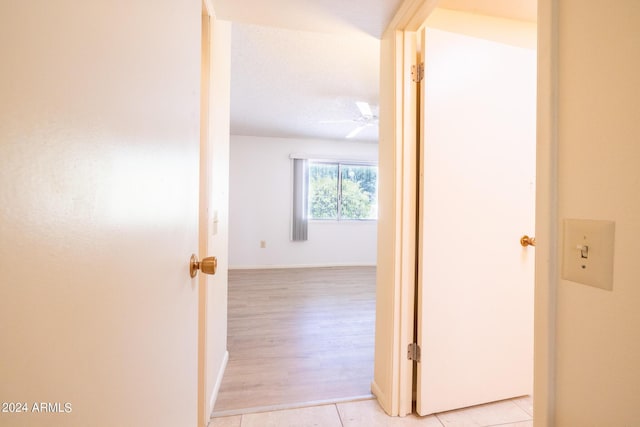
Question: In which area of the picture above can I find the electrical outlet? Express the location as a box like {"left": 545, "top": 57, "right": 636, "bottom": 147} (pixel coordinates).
{"left": 260, "top": 240, "right": 266, "bottom": 249}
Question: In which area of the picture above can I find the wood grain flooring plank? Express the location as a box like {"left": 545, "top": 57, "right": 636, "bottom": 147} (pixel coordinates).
{"left": 213, "top": 266, "right": 376, "bottom": 414}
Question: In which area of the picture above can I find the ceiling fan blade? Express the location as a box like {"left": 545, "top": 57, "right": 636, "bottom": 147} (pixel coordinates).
{"left": 356, "top": 101, "right": 373, "bottom": 119}
{"left": 346, "top": 124, "right": 368, "bottom": 139}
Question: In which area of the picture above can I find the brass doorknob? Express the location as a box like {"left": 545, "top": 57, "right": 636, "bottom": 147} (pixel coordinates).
{"left": 520, "top": 235, "right": 536, "bottom": 247}
{"left": 189, "top": 254, "right": 217, "bottom": 278}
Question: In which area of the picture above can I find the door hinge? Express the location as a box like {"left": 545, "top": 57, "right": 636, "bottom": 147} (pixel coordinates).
{"left": 411, "top": 63, "right": 424, "bottom": 83}
{"left": 407, "top": 343, "right": 421, "bottom": 362}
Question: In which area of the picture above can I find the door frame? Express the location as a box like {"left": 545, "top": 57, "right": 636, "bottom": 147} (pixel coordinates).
{"left": 198, "top": 1, "right": 213, "bottom": 425}
{"left": 373, "top": 0, "right": 439, "bottom": 417}
{"left": 197, "top": 3, "right": 232, "bottom": 424}
{"left": 533, "top": 0, "right": 558, "bottom": 425}
{"left": 373, "top": 0, "right": 557, "bottom": 424}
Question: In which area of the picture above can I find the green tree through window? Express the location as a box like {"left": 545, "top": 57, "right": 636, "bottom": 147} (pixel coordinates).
{"left": 308, "top": 161, "right": 378, "bottom": 220}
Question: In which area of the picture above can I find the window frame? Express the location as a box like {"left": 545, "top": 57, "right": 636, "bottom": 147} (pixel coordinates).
{"left": 307, "top": 159, "right": 379, "bottom": 222}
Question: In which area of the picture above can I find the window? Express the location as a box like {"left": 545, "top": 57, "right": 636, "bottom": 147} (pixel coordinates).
{"left": 308, "top": 161, "right": 378, "bottom": 221}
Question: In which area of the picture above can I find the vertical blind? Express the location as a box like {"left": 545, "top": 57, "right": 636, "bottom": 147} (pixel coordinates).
{"left": 291, "top": 158, "right": 308, "bottom": 241}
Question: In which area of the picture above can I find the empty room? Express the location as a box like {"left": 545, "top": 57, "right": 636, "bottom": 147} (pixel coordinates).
{"left": 213, "top": 21, "right": 381, "bottom": 415}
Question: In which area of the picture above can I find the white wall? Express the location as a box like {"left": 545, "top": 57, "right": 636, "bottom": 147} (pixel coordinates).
{"left": 229, "top": 135, "right": 378, "bottom": 268}
{"left": 554, "top": 1, "right": 640, "bottom": 425}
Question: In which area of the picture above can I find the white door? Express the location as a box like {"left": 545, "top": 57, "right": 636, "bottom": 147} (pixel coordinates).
{"left": 0, "top": 2, "right": 201, "bottom": 426}
{"left": 416, "top": 14, "right": 537, "bottom": 415}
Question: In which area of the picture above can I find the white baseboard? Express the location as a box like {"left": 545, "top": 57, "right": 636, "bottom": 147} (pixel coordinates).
{"left": 228, "top": 263, "right": 377, "bottom": 270}
{"left": 207, "top": 350, "right": 229, "bottom": 422}
{"left": 370, "top": 380, "right": 393, "bottom": 416}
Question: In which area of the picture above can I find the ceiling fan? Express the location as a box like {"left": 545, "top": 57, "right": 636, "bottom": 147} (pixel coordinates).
{"left": 321, "top": 101, "right": 379, "bottom": 139}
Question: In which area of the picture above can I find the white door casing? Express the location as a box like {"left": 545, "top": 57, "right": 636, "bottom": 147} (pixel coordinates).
{"left": 373, "top": 0, "right": 440, "bottom": 416}
{"left": 376, "top": 0, "right": 556, "bottom": 423}
{"left": 198, "top": 5, "right": 232, "bottom": 425}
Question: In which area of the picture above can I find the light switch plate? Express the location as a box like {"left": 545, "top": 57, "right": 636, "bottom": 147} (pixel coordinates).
{"left": 562, "top": 219, "right": 615, "bottom": 291}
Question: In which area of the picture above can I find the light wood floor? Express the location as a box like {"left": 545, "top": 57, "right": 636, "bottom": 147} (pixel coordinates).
{"left": 213, "top": 266, "right": 376, "bottom": 415}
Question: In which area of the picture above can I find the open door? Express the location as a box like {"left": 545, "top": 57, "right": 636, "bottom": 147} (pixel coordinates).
{"left": 415, "top": 10, "right": 537, "bottom": 415}
{"left": 0, "top": 2, "right": 203, "bottom": 426}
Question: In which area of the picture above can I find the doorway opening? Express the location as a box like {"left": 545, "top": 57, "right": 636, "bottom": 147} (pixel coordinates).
{"left": 413, "top": 8, "right": 537, "bottom": 415}
{"left": 213, "top": 22, "right": 380, "bottom": 416}
{"left": 209, "top": 0, "right": 535, "bottom": 422}
{"left": 375, "top": 1, "right": 539, "bottom": 418}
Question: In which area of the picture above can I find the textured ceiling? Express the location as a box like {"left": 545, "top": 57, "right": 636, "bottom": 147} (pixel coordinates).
{"left": 212, "top": 0, "right": 403, "bottom": 143}
{"left": 211, "top": 0, "right": 404, "bottom": 38}
{"left": 230, "top": 23, "right": 380, "bottom": 142}
{"left": 213, "top": 0, "right": 536, "bottom": 143}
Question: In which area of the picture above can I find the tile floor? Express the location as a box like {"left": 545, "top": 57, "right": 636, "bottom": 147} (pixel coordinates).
{"left": 210, "top": 395, "right": 533, "bottom": 427}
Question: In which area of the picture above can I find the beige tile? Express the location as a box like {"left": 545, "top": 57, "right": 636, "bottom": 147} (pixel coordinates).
{"left": 240, "top": 404, "right": 342, "bottom": 427}
{"left": 436, "top": 400, "right": 531, "bottom": 427}
{"left": 337, "top": 399, "right": 443, "bottom": 427}
{"left": 496, "top": 422, "right": 533, "bottom": 427}
{"left": 512, "top": 395, "right": 533, "bottom": 417}
{"left": 209, "top": 415, "right": 241, "bottom": 427}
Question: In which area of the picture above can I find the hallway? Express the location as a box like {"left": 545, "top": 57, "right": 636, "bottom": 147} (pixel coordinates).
{"left": 212, "top": 396, "right": 533, "bottom": 426}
